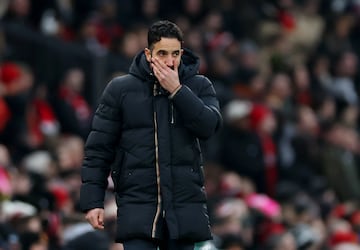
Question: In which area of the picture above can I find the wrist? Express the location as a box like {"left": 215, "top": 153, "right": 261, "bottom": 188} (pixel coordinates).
{"left": 171, "top": 84, "right": 181, "bottom": 93}
{"left": 169, "top": 84, "right": 182, "bottom": 98}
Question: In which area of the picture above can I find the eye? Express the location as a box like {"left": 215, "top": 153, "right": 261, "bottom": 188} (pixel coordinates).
{"left": 173, "top": 51, "right": 180, "bottom": 57}
{"left": 158, "top": 51, "right": 166, "bottom": 57}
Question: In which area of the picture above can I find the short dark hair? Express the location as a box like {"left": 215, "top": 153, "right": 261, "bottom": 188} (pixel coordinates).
{"left": 147, "top": 20, "right": 183, "bottom": 49}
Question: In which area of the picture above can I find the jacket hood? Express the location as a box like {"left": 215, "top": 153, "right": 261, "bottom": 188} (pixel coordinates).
{"left": 129, "top": 48, "right": 200, "bottom": 82}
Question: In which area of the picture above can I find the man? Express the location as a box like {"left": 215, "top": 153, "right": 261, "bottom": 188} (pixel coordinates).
{"left": 80, "top": 20, "right": 222, "bottom": 250}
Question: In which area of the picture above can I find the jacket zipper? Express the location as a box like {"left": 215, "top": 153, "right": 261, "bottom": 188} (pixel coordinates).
{"left": 151, "top": 84, "right": 162, "bottom": 238}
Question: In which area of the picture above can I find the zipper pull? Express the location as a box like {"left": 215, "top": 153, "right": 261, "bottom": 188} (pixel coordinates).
{"left": 153, "top": 83, "right": 157, "bottom": 96}
{"left": 170, "top": 103, "right": 174, "bottom": 124}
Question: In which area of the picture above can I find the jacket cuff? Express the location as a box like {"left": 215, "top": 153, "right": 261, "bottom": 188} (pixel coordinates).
{"left": 169, "top": 85, "right": 182, "bottom": 99}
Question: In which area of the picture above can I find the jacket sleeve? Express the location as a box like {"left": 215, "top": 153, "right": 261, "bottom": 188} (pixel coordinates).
{"left": 80, "top": 80, "right": 122, "bottom": 212}
{"left": 172, "top": 76, "right": 222, "bottom": 139}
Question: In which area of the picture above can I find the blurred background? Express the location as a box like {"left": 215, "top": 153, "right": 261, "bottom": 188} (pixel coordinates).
{"left": 1, "top": 0, "right": 360, "bottom": 249}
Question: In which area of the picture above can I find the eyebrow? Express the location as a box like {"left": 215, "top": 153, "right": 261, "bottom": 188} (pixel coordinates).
{"left": 156, "top": 49, "right": 181, "bottom": 55}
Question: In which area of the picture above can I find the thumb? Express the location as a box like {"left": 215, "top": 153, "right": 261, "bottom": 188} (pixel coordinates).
{"left": 98, "top": 209, "right": 104, "bottom": 225}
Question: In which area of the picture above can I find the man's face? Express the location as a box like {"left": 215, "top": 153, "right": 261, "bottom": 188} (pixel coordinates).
{"left": 145, "top": 37, "right": 183, "bottom": 70}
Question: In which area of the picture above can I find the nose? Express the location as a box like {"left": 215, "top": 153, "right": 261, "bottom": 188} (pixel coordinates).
{"left": 165, "top": 56, "right": 174, "bottom": 67}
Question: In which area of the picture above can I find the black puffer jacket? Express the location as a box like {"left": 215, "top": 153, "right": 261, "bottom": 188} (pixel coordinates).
{"left": 80, "top": 49, "right": 222, "bottom": 243}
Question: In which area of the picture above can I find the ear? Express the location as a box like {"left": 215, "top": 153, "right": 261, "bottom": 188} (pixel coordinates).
{"left": 144, "top": 48, "right": 151, "bottom": 62}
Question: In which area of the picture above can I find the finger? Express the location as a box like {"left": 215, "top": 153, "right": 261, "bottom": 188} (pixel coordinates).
{"left": 152, "top": 57, "right": 167, "bottom": 71}
{"left": 86, "top": 211, "right": 104, "bottom": 230}
{"left": 91, "top": 218, "right": 104, "bottom": 230}
{"left": 86, "top": 214, "right": 97, "bottom": 226}
{"left": 152, "top": 63, "right": 163, "bottom": 79}
{"left": 97, "top": 210, "right": 105, "bottom": 228}
{"left": 151, "top": 63, "right": 159, "bottom": 76}
{"left": 94, "top": 223, "right": 105, "bottom": 230}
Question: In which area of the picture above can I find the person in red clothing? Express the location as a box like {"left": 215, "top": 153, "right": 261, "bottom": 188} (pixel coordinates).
{"left": 0, "top": 61, "right": 34, "bottom": 154}
{"left": 27, "top": 84, "right": 60, "bottom": 148}
{"left": 0, "top": 61, "right": 33, "bottom": 95}
{"left": 0, "top": 97, "right": 11, "bottom": 132}
{"left": 250, "top": 103, "right": 278, "bottom": 197}
{"left": 0, "top": 62, "right": 19, "bottom": 132}
{"left": 53, "top": 68, "right": 92, "bottom": 139}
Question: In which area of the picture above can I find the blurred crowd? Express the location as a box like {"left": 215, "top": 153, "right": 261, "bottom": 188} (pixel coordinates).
{"left": 1, "top": 0, "right": 360, "bottom": 249}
